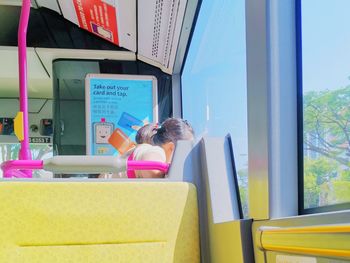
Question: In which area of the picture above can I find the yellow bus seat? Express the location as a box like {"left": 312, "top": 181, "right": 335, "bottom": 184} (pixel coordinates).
{"left": 0, "top": 182, "right": 200, "bottom": 263}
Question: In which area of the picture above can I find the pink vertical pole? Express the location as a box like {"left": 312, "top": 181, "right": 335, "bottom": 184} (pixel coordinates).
{"left": 18, "top": 0, "right": 32, "bottom": 177}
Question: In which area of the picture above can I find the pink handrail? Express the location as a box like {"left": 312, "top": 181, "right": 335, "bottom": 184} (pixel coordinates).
{"left": 18, "top": 0, "right": 32, "bottom": 176}
{"left": 1, "top": 159, "right": 169, "bottom": 178}
{"left": 127, "top": 160, "right": 170, "bottom": 173}
{"left": 1, "top": 160, "right": 43, "bottom": 178}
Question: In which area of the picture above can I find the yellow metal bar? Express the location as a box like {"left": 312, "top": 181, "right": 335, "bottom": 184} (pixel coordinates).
{"left": 262, "top": 245, "right": 350, "bottom": 259}
{"left": 261, "top": 224, "right": 350, "bottom": 234}
{"left": 257, "top": 224, "right": 350, "bottom": 259}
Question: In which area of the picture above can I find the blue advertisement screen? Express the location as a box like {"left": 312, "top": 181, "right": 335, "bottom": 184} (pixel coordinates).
{"left": 87, "top": 76, "right": 155, "bottom": 156}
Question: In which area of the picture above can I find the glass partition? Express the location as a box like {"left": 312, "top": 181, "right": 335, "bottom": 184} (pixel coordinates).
{"left": 53, "top": 59, "right": 172, "bottom": 178}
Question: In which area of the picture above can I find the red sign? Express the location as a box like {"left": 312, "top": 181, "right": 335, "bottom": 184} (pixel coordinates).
{"left": 73, "top": 0, "right": 119, "bottom": 45}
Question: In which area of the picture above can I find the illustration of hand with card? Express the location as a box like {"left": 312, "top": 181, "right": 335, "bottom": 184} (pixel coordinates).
{"left": 131, "top": 119, "right": 150, "bottom": 131}
{"left": 108, "top": 128, "right": 136, "bottom": 155}
{"left": 118, "top": 112, "right": 144, "bottom": 132}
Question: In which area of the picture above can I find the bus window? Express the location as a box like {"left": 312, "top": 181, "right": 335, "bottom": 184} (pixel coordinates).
{"left": 300, "top": 0, "right": 350, "bottom": 212}
{"left": 0, "top": 99, "right": 53, "bottom": 178}
{"left": 0, "top": 118, "right": 14, "bottom": 135}
{"left": 0, "top": 143, "right": 53, "bottom": 178}
{"left": 181, "top": 0, "right": 248, "bottom": 216}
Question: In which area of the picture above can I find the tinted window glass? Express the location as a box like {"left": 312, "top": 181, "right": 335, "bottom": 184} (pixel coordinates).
{"left": 0, "top": 143, "right": 53, "bottom": 178}
{"left": 182, "top": 0, "right": 248, "bottom": 216}
{"left": 301, "top": 0, "right": 350, "bottom": 209}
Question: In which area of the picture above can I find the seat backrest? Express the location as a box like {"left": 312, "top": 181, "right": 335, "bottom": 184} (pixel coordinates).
{"left": 0, "top": 181, "right": 200, "bottom": 263}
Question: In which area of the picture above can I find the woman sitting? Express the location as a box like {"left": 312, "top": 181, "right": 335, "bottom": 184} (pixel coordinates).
{"left": 131, "top": 118, "right": 194, "bottom": 178}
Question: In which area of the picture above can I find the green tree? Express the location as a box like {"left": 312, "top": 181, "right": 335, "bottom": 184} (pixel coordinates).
{"left": 331, "top": 181, "right": 350, "bottom": 203}
{"left": 329, "top": 169, "right": 350, "bottom": 203}
{"left": 304, "top": 86, "right": 350, "bottom": 207}
{"left": 237, "top": 168, "right": 248, "bottom": 217}
{"left": 303, "top": 157, "right": 338, "bottom": 208}
{"left": 304, "top": 171, "right": 319, "bottom": 208}
{"left": 304, "top": 86, "right": 350, "bottom": 166}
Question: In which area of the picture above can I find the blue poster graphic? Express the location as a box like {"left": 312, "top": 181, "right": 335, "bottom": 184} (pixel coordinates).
{"left": 87, "top": 76, "right": 155, "bottom": 156}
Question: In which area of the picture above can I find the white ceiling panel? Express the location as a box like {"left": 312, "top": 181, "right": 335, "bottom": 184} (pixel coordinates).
{"left": 0, "top": 47, "right": 136, "bottom": 98}
{"left": 0, "top": 46, "right": 51, "bottom": 98}
{"left": 36, "top": 48, "right": 136, "bottom": 77}
{"left": 0, "top": 0, "right": 35, "bottom": 6}
{"left": 35, "top": 0, "right": 61, "bottom": 14}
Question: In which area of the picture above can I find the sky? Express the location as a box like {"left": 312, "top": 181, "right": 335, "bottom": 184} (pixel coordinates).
{"left": 181, "top": 0, "right": 248, "bottom": 171}
{"left": 181, "top": 0, "right": 350, "bottom": 171}
{"left": 302, "top": 0, "right": 350, "bottom": 93}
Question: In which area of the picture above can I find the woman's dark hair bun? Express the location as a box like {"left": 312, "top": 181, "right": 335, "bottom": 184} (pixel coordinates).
{"left": 152, "top": 118, "right": 194, "bottom": 146}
